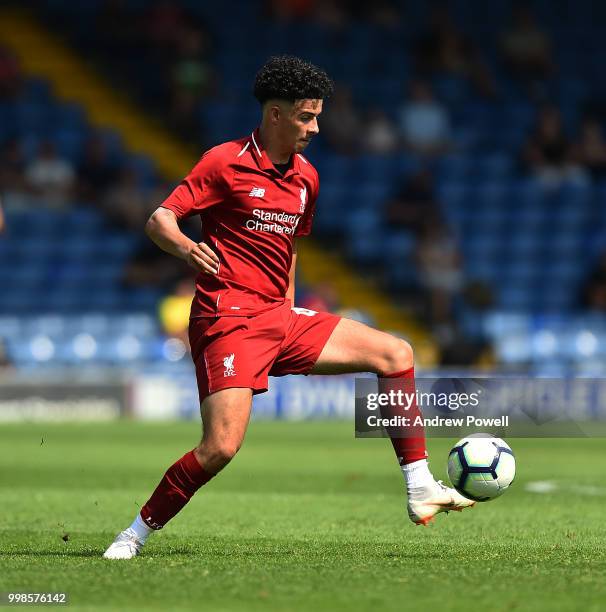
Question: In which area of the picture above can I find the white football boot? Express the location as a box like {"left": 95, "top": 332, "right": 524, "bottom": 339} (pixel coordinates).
{"left": 407, "top": 480, "right": 476, "bottom": 526}
{"left": 103, "top": 528, "right": 144, "bottom": 559}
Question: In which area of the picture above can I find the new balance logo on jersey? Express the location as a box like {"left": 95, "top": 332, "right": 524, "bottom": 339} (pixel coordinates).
{"left": 299, "top": 186, "right": 307, "bottom": 213}
{"left": 249, "top": 187, "right": 265, "bottom": 198}
{"left": 223, "top": 353, "right": 236, "bottom": 377}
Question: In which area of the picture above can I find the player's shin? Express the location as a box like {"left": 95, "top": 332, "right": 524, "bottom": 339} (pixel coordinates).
{"left": 139, "top": 449, "right": 216, "bottom": 532}
{"left": 377, "top": 367, "right": 433, "bottom": 494}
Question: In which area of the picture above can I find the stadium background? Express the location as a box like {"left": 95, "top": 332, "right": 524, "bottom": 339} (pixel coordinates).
{"left": 1, "top": 0, "right": 606, "bottom": 419}
{"left": 2, "top": 3, "right": 606, "bottom": 611}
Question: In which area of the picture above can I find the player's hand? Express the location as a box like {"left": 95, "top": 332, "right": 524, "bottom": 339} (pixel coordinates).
{"left": 187, "top": 242, "right": 220, "bottom": 275}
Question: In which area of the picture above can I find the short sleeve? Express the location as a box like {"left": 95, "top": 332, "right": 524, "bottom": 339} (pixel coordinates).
{"left": 161, "top": 149, "right": 231, "bottom": 219}
{"left": 294, "top": 173, "right": 319, "bottom": 237}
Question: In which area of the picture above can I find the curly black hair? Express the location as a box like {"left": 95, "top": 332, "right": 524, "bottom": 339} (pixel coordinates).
{"left": 253, "top": 55, "right": 334, "bottom": 105}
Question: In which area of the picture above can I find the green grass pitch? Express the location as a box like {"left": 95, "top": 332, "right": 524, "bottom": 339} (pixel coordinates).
{"left": 1, "top": 420, "right": 605, "bottom": 611}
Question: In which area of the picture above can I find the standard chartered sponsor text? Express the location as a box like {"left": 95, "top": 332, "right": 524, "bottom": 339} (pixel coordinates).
{"left": 245, "top": 208, "right": 300, "bottom": 234}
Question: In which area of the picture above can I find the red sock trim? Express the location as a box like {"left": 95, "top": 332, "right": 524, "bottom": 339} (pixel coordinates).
{"left": 382, "top": 366, "right": 414, "bottom": 379}
{"left": 182, "top": 449, "right": 216, "bottom": 483}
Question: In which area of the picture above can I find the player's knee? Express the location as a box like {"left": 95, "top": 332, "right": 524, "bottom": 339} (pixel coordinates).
{"left": 380, "top": 337, "right": 414, "bottom": 375}
{"left": 210, "top": 439, "right": 241, "bottom": 469}
{"left": 196, "top": 438, "right": 241, "bottom": 472}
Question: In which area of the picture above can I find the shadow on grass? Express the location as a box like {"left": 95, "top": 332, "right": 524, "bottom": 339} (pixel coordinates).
{"left": 0, "top": 550, "right": 103, "bottom": 558}
{"left": 0, "top": 536, "right": 447, "bottom": 561}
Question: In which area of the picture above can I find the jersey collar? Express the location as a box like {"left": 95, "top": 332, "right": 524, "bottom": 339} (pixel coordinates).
{"left": 250, "top": 128, "right": 301, "bottom": 177}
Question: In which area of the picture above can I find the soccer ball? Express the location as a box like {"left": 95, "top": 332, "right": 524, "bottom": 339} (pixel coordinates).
{"left": 447, "top": 435, "right": 516, "bottom": 502}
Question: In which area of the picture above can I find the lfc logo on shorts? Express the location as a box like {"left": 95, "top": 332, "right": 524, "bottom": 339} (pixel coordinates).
{"left": 223, "top": 353, "right": 236, "bottom": 377}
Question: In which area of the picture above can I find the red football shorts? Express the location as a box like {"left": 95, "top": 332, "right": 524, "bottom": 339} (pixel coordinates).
{"left": 188, "top": 301, "right": 341, "bottom": 402}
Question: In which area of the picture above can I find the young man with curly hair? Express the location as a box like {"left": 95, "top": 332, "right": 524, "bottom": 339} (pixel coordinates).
{"left": 104, "top": 56, "right": 474, "bottom": 560}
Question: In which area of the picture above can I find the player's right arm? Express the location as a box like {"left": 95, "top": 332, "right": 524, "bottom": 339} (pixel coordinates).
{"left": 145, "top": 207, "right": 219, "bottom": 275}
{"left": 146, "top": 147, "right": 231, "bottom": 275}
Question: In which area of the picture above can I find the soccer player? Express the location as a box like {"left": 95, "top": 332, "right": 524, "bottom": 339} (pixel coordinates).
{"left": 103, "top": 56, "right": 474, "bottom": 560}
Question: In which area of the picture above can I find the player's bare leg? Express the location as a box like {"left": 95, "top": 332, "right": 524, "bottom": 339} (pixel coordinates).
{"left": 103, "top": 388, "right": 252, "bottom": 559}
{"left": 311, "top": 318, "right": 475, "bottom": 525}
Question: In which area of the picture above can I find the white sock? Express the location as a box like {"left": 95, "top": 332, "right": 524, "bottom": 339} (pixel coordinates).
{"left": 127, "top": 513, "right": 153, "bottom": 544}
{"left": 401, "top": 459, "right": 435, "bottom": 497}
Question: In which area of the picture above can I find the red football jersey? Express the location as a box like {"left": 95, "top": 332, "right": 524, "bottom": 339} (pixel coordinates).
{"left": 161, "top": 129, "right": 319, "bottom": 318}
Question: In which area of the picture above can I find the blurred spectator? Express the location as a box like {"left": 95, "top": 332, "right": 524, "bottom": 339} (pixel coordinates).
{"left": 385, "top": 169, "right": 442, "bottom": 234}
{"left": 413, "top": 6, "right": 495, "bottom": 97}
{"left": 314, "top": 0, "right": 349, "bottom": 30}
{"left": 336, "top": 308, "right": 374, "bottom": 326}
{"left": 298, "top": 281, "right": 340, "bottom": 312}
{"left": 399, "top": 80, "right": 450, "bottom": 156}
{"left": 462, "top": 280, "right": 495, "bottom": 312}
{"left": 102, "top": 167, "right": 159, "bottom": 231}
{"left": 457, "top": 279, "right": 496, "bottom": 343}
{"left": 168, "top": 27, "right": 214, "bottom": 139}
{"left": 297, "top": 278, "right": 373, "bottom": 326}
{"left": 523, "top": 106, "right": 586, "bottom": 187}
{"left": 581, "top": 252, "right": 606, "bottom": 312}
{"left": 0, "top": 138, "right": 27, "bottom": 195}
{"left": 321, "top": 85, "right": 362, "bottom": 155}
{"left": 25, "top": 141, "right": 75, "bottom": 208}
{"left": 500, "top": 7, "right": 555, "bottom": 83}
{"left": 77, "top": 134, "right": 117, "bottom": 205}
{"left": 97, "top": 0, "right": 143, "bottom": 59}
{"left": 416, "top": 223, "right": 463, "bottom": 324}
{"left": 573, "top": 116, "right": 606, "bottom": 179}
{"left": 123, "top": 237, "right": 184, "bottom": 289}
{"left": 158, "top": 276, "right": 195, "bottom": 346}
{"left": 0, "top": 45, "right": 21, "bottom": 99}
{"left": 0, "top": 338, "right": 12, "bottom": 371}
{"left": 365, "top": 0, "right": 401, "bottom": 29}
{"left": 169, "top": 90, "right": 201, "bottom": 139}
{"left": 363, "top": 108, "right": 399, "bottom": 154}
{"left": 145, "top": 0, "right": 187, "bottom": 49}
{"left": 265, "top": 0, "right": 316, "bottom": 22}
{"left": 172, "top": 28, "right": 214, "bottom": 99}
{"left": 0, "top": 198, "right": 5, "bottom": 234}
{"left": 438, "top": 329, "right": 490, "bottom": 367}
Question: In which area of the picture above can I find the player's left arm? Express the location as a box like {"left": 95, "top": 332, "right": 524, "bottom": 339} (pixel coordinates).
{"left": 286, "top": 239, "right": 298, "bottom": 304}
{"left": 289, "top": 171, "right": 317, "bottom": 304}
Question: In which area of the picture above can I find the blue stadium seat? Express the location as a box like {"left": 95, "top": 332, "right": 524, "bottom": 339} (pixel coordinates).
{"left": 346, "top": 207, "right": 383, "bottom": 264}
{"left": 24, "top": 78, "right": 52, "bottom": 103}
{"left": 436, "top": 155, "right": 471, "bottom": 182}
{"left": 475, "top": 154, "right": 513, "bottom": 179}
{"left": 8, "top": 335, "right": 55, "bottom": 366}
{"left": 65, "top": 313, "right": 111, "bottom": 336}
{"left": 52, "top": 128, "right": 84, "bottom": 162}
{"left": 0, "top": 316, "right": 22, "bottom": 341}
{"left": 111, "top": 313, "right": 159, "bottom": 338}
{"left": 495, "top": 334, "right": 532, "bottom": 364}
